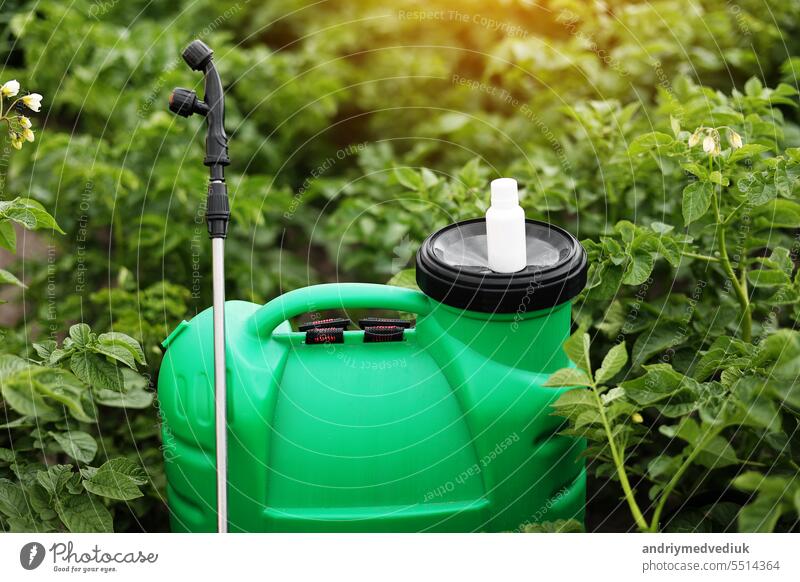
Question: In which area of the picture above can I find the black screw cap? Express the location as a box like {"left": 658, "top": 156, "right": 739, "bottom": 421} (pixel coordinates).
{"left": 182, "top": 40, "right": 213, "bottom": 71}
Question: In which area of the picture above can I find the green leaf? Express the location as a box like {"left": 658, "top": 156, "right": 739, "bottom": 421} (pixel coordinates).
{"left": 36, "top": 465, "right": 75, "bottom": 497}
{"left": 394, "top": 167, "right": 425, "bottom": 191}
{"left": 632, "top": 321, "right": 686, "bottom": 366}
{"left": 0, "top": 447, "right": 14, "bottom": 463}
{"left": 744, "top": 76, "right": 763, "bottom": 97}
{"left": 574, "top": 408, "right": 602, "bottom": 429}
{"left": 32, "top": 340, "right": 57, "bottom": 362}
{"left": 68, "top": 324, "right": 92, "bottom": 347}
{"left": 458, "top": 157, "right": 484, "bottom": 187}
{"left": 49, "top": 431, "right": 97, "bottom": 463}
{"left": 48, "top": 348, "right": 70, "bottom": 365}
{"left": 732, "top": 472, "right": 795, "bottom": 533}
{"left": 97, "top": 332, "right": 145, "bottom": 366}
{"left": 738, "top": 495, "right": 785, "bottom": 533}
{"left": 682, "top": 181, "right": 713, "bottom": 226}
{"left": 774, "top": 167, "right": 793, "bottom": 197}
{"left": 681, "top": 162, "right": 708, "bottom": 180}
{"left": 70, "top": 351, "right": 123, "bottom": 392}
{"left": 93, "top": 386, "right": 154, "bottom": 409}
{"left": 695, "top": 436, "right": 739, "bottom": 468}
{"left": 420, "top": 168, "right": 438, "bottom": 188}
{"left": 0, "top": 353, "right": 30, "bottom": 379}
{"left": 647, "top": 454, "right": 683, "bottom": 481}
{"left": 733, "top": 471, "right": 767, "bottom": 492}
{"left": 731, "top": 377, "right": 781, "bottom": 432}
{"left": 794, "top": 489, "right": 800, "bottom": 518}
{"left": 600, "top": 386, "right": 625, "bottom": 404}
{"left": 563, "top": 331, "right": 591, "bottom": 374}
{"left": 767, "top": 378, "right": 800, "bottom": 410}
{"left": 595, "top": 342, "right": 628, "bottom": 385}
{"left": 93, "top": 370, "right": 153, "bottom": 409}
{"left": 0, "top": 220, "right": 16, "bottom": 252}
{"left": 0, "top": 365, "right": 60, "bottom": 420}
{"left": 28, "top": 367, "right": 94, "bottom": 423}
{"left": 693, "top": 336, "right": 754, "bottom": 381}
{"left": 543, "top": 368, "right": 593, "bottom": 387}
{"left": 550, "top": 388, "right": 596, "bottom": 417}
{"left": 621, "top": 364, "right": 690, "bottom": 405}
{"left": 386, "top": 268, "right": 419, "bottom": 290}
{"left": 747, "top": 269, "right": 791, "bottom": 288}
{"left": 708, "top": 171, "right": 728, "bottom": 186}
{"left": 56, "top": 493, "right": 113, "bottom": 533}
{"left": 0, "top": 268, "right": 25, "bottom": 288}
{"left": 93, "top": 343, "right": 136, "bottom": 369}
{"left": 660, "top": 418, "right": 738, "bottom": 468}
{"left": 82, "top": 458, "right": 147, "bottom": 501}
{"left": 0, "top": 198, "right": 64, "bottom": 234}
{"left": 670, "top": 115, "right": 681, "bottom": 136}
{"left": 627, "top": 131, "right": 675, "bottom": 155}
{"left": 0, "top": 478, "right": 28, "bottom": 518}
{"left": 657, "top": 237, "right": 683, "bottom": 267}
{"left": 623, "top": 250, "right": 655, "bottom": 285}
{"left": 729, "top": 143, "right": 770, "bottom": 163}
{"left": 754, "top": 199, "right": 800, "bottom": 227}
{"left": 742, "top": 180, "right": 776, "bottom": 207}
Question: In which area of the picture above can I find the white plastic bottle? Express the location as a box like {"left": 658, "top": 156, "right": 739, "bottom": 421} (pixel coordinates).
{"left": 486, "top": 178, "right": 527, "bottom": 273}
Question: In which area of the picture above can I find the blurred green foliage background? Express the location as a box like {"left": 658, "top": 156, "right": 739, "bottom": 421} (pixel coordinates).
{"left": 3, "top": 0, "right": 798, "bottom": 340}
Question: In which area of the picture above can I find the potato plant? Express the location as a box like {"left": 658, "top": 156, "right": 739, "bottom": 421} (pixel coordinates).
{"left": 544, "top": 82, "right": 800, "bottom": 532}
{"left": 0, "top": 82, "right": 154, "bottom": 533}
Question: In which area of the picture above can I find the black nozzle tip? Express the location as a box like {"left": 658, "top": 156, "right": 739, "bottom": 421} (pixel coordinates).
{"left": 169, "top": 87, "right": 208, "bottom": 117}
{"left": 182, "top": 40, "right": 213, "bottom": 71}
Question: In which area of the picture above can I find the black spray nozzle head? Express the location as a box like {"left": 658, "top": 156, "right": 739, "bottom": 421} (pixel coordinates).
{"left": 169, "top": 87, "right": 209, "bottom": 117}
{"left": 169, "top": 40, "right": 230, "bottom": 173}
{"left": 182, "top": 40, "right": 213, "bottom": 71}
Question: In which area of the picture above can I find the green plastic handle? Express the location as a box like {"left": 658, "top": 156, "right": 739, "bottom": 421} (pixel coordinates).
{"left": 246, "top": 283, "right": 431, "bottom": 337}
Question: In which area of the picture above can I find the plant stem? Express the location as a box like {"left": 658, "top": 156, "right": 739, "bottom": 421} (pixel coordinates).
{"left": 591, "top": 385, "right": 650, "bottom": 531}
{"left": 681, "top": 251, "right": 719, "bottom": 263}
{"left": 648, "top": 427, "right": 722, "bottom": 532}
{"left": 711, "top": 192, "right": 752, "bottom": 342}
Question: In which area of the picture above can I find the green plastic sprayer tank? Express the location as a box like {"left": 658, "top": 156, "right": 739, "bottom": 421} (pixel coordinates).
{"left": 158, "top": 218, "right": 588, "bottom": 532}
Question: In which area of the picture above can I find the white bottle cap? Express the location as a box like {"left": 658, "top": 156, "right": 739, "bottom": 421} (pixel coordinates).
{"left": 490, "top": 178, "right": 519, "bottom": 207}
{"left": 486, "top": 178, "right": 527, "bottom": 273}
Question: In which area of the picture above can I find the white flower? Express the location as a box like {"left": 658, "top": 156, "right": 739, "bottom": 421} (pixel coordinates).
{"left": 23, "top": 128, "right": 34, "bottom": 142}
{"left": 703, "top": 135, "right": 719, "bottom": 156}
{"left": 728, "top": 130, "right": 743, "bottom": 150}
{"left": 19, "top": 116, "right": 31, "bottom": 129}
{"left": 21, "top": 93, "right": 42, "bottom": 112}
{"left": 10, "top": 134, "right": 22, "bottom": 149}
{"left": 1, "top": 79, "right": 20, "bottom": 97}
{"left": 688, "top": 131, "right": 701, "bottom": 147}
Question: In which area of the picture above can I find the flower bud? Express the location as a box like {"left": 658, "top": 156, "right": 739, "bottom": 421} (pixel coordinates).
{"left": 728, "top": 130, "right": 743, "bottom": 150}
{"left": 21, "top": 93, "right": 43, "bottom": 112}
{"left": 703, "top": 135, "right": 718, "bottom": 156}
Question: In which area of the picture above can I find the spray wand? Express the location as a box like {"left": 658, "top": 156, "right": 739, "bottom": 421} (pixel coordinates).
{"left": 168, "top": 39, "right": 230, "bottom": 533}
